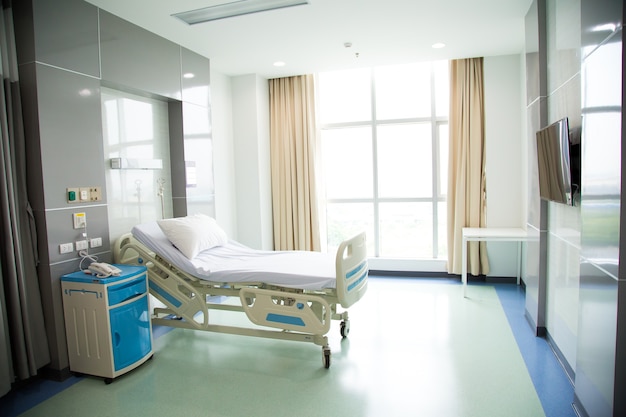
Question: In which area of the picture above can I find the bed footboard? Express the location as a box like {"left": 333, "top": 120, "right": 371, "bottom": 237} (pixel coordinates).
{"left": 335, "top": 232, "right": 368, "bottom": 308}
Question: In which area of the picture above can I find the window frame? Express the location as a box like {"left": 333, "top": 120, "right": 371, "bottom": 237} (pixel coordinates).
{"left": 318, "top": 62, "right": 448, "bottom": 259}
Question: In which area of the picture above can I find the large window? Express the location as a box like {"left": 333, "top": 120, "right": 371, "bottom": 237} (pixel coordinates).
{"left": 318, "top": 61, "right": 449, "bottom": 259}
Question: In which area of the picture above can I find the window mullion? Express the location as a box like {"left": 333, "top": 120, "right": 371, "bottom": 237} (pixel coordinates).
{"left": 430, "top": 62, "right": 439, "bottom": 259}
{"left": 371, "top": 67, "right": 380, "bottom": 258}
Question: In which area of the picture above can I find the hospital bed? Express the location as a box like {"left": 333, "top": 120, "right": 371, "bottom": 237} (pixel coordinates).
{"left": 113, "top": 215, "right": 368, "bottom": 368}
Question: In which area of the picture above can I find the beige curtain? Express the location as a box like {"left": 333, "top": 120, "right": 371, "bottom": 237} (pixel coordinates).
{"left": 447, "top": 58, "right": 489, "bottom": 276}
{"left": 269, "top": 75, "right": 320, "bottom": 251}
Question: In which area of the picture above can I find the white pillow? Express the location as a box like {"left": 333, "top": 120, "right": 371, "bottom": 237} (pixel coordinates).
{"left": 157, "top": 214, "right": 228, "bottom": 259}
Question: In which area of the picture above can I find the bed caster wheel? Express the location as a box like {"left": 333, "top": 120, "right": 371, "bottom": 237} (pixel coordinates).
{"left": 322, "top": 347, "right": 331, "bottom": 369}
{"left": 340, "top": 320, "right": 350, "bottom": 338}
{"left": 104, "top": 378, "right": 113, "bottom": 385}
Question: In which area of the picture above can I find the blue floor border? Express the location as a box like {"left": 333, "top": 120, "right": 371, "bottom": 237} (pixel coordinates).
{"left": 495, "top": 284, "right": 577, "bottom": 417}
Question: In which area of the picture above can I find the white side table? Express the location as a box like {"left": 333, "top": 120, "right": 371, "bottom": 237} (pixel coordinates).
{"left": 461, "top": 228, "right": 536, "bottom": 297}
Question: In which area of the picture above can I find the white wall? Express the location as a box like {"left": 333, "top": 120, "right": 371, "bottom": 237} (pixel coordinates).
{"left": 210, "top": 69, "right": 238, "bottom": 238}
{"left": 213, "top": 56, "right": 527, "bottom": 274}
{"left": 484, "top": 54, "right": 525, "bottom": 277}
{"left": 230, "top": 74, "right": 273, "bottom": 250}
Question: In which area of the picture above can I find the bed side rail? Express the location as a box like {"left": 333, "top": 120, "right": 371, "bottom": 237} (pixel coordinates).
{"left": 240, "top": 288, "right": 331, "bottom": 335}
{"left": 115, "top": 234, "right": 209, "bottom": 329}
{"left": 335, "top": 232, "right": 368, "bottom": 308}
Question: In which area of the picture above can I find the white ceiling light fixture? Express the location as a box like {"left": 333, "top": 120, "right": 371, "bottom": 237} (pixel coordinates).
{"left": 173, "top": 0, "right": 310, "bottom": 25}
{"left": 432, "top": 42, "right": 446, "bottom": 49}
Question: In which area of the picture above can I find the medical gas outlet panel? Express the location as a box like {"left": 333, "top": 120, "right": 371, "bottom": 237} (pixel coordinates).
{"left": 61, "top": 265, "right": 153, "bottom": 383}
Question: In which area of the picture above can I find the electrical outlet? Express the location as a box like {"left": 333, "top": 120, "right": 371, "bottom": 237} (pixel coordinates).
{"left": 90, "top": 187, "right": 102, "bottom": 202}
{"left": 76, "top": 240, "right": 88, "bottom": 251}
{"left": 59, "top": 243, "right": 73, "bottom": 254}
{"left": 90, "top": 237, "right": 102, "bottom": 248}
{"left": 67, "top": 186, "right": 102, "bottom": 203}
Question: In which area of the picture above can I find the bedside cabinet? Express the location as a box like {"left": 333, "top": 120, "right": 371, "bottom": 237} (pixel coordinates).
{"left": 61, "top": 264, "right": 153, "bottom": 383}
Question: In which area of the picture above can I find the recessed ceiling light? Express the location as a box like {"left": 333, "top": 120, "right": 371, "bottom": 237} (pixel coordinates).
{"left": 273, "top": 61, "right": 286, "bottom": 67}
{"left": 173, "top": 0, "right": 309, "bottom": 24}
{"left": 432, "top": 43, "right": 446, "bottom": 49}
{"left": 183, "top": 72, "right": 195, "bottom": 79}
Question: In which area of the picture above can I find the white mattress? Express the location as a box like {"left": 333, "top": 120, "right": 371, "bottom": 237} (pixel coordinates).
{"left": 132, "top": 221, "right": 337, "bottom": 290}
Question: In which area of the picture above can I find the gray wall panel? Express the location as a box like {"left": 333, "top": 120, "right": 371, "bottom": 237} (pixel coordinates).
{"left": 36, "top": 64, "right": 106, "bottom": 210}
{"left": 100, "top": 11, "right": 181, "bottom": 101}
{"left": 546, "top": 0, "right": 581, "bottom": 96}
{"left": 524, "top": 236, "right": 541, "bottom": 329}
{"left": 31, "top": 0, "right": 99, "bottom": 77}
{"left": 182, "top": 48, "right": 211, "bottom": 108}
{"left": 547, "top": 73, "right": 581, "bottom": 132}
{"left": 525, "top": 0, "right": 541, "bottom": 105}
{"left": 581, "top": 0, "right": 623, "bottom": 56}
{"left": 575, "top": 261, "right": 617, "bottom": 417}
{"left": 46, "top": 206, "right": 111, "bottom": 265}
{"left": 526, "top": 98, "right": 543, "bottom": 229}
{"left": 580, "top": 30, "right": 621, "bottom": 278}
{"left": 574, "top": 0, "right": 623, "bottom": 415}
{"left": 524, "top": 0, "right": 548, "bottom": 336}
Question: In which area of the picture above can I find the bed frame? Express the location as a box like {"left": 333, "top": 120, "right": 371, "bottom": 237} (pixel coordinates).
{"left": 113, "top": 233, "right": 368, "bottom": 368}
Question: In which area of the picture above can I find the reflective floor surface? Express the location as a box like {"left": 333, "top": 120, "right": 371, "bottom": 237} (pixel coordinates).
{"left": 1, "top": 277, "right": 576, "bottom": 417}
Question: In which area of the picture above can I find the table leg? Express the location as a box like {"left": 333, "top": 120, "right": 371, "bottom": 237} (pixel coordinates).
{"left": 462, "top": 237, "right": 468, "bottom": 297}
{"left": 516, "top": 241, "right": 521, "bottom": 285}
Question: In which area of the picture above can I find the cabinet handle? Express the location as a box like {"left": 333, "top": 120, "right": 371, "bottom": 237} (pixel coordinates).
{"left": 114, "top": 332, "right": 121, "bottom": 347}
{"left": 119, "top": 293, "right": 143, "bottom": 304}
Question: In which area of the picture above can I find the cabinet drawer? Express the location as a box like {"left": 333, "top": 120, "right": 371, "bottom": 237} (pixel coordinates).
{"left": 107, "top": 275, "right": 147, "bottom": 306}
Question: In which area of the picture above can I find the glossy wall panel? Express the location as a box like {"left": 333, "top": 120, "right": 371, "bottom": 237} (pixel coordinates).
{"left": 546, "top": 0, "right": 581, "bottom": 96}
{"left": 580, "top": 30, "right": 621, "bottom": 278}
{"left": 45, "top": 206, "right": 110, "bottom": 265}
{"left": 575, "top": 262, "right": 617, "bottom": 417}
{"left": 526, "top": 98, "right": 543, "bottom": 229}
{"left": 524, "top": 0, "right": 548, "bottom": 334}
{"left": 581, "top": 0, "right": 623, "bottom": 57}
{"left": 575, "top": 0, "right": 623, "bottom": 415}
{"left": 100, "top": 11, "right": 181, "bottom": 100}
{"left": 35, "top": 64, "right": 106, "bottom": 209}
{"left": 545, "top": 229, "right": 579, "bottom": 370}
{"left": 183, "top": 101, "right": 215, "bottom": 216}
{"left": 30, "top": 0, "right": 99, "bottom": 77}
{"left": 182, "top": 48, "right": 211, "bottom": 108}
{"left": 525, "top": 0, "right": 542, "bottom": 105}
{"left": 536, "top": 0, "right": 583, "bottom": 376}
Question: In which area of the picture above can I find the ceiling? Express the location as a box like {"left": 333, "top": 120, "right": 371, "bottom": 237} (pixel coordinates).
{"left": 84, "top": 0, "right": 533, "bottom": 78}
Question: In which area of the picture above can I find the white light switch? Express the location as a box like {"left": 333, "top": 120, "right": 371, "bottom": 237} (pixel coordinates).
{"left": 73, "top": 212, "right": 86, "bottom": 229}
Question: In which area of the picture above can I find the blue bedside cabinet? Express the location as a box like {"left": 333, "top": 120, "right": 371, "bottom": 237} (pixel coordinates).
{"left": 61, "top": 265, "right": 153, "bottom": 383}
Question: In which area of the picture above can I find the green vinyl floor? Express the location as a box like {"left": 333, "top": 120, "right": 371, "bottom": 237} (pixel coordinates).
{"left": 15, "top": 278, "right": 549, "bottom": 417}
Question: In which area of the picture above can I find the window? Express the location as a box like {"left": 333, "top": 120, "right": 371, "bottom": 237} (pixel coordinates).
{"left": 318, "top": 61, "right": 449, "bottom": 259}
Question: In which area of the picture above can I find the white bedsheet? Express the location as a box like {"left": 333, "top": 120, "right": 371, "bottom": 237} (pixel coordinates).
{"left": 132, "top": 221, "right": 337, "bottom": 290}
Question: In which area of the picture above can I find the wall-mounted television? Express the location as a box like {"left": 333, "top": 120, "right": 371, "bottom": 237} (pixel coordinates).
{"left": 536, "top": 117, "right": 580, "bottom": 206}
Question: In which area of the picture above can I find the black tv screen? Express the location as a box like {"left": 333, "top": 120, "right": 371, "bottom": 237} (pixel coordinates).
{"left": 536, "top": 117, "right": 580, "bottom": 206}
